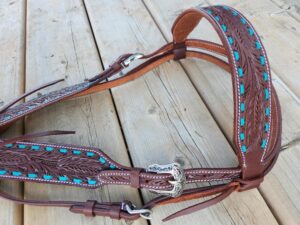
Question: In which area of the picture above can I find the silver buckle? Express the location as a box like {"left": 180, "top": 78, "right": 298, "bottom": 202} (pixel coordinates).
{"left": 122, "top": 202, "right": 152, "bottom": 220}
{"left": 121, "top": 53, "right": 144, "bottom": 68}
{"left": 147, "top": 163, "right": 186, "bottom": 198}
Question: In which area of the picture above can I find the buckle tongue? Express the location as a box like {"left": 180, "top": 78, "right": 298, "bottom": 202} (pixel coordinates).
{"left": 147, "top": 163, "right": 186, "bottom": 198}
{"left": 122, "top": 202, "right": 152, "bottom": 220}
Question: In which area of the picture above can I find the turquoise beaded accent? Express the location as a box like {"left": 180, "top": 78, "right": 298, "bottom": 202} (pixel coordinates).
{"left": 238, "top": 67, "right": 243, "bottom": 77}
{"left": 240, "top": 117, "right": 245, "bottom": 126}
{"left": 31, "top": 145, "right": 40, "bottom": 150}
{"left": 228, "top": 36, "right": 233, "bottom": 45}
{"left": 240, "top": 83, "right": 245, "bottom": 94}
{"left": 241, "top": 17, "right": 247, "bottom": 24}
{"left": 59, "top": 148, "right": 68, "bottom": 154}
{"left": 88, "top": 179, "right": 97, "bottom": 185}
{"left": 265, "top": 107, "right": 270, "bottom": 116}
{"left": 232, "top": 11, "right": 238, "bottom": 16}
{"left": 43, "top": 174, "right": 53, "bottom": 180}
{"left": 28, "top": 173, "right": 38, "bottom": 178}
{"left": 263, "top": 72, "right": 268, "bottom": 82}
{"left": 248, "top": 28, "right": 254, "bottom": 36}
{"left": 58, "top": 176, "right": 68, "bottom": 181}
{"left": 86, "top": 152, "right": 95, "bottom": 157}
{"left": 223, "top": 6, "right": 229, "bottom": 10}
{"left": 255, "top": 41, "right": 261, "bottom": 50}
{"left": 72, "top": 150, "right": 81, "bottom": 155}
{"left": 4, "top": 115, "right": 12, "bottom": 121}
{"left": 109, "top": 164, "right": 116, "bottom": 169}
{"left": 18, "top": 144, "right": 27, "bottom": 149}
{"left": 0, "top": 170, "right": 7, "bottom": 175}
{"left": 259, "top": 55, "right": 265, "bottom": 66}
{"left": 240, "top": 133, "right": 245, "bottom": 141}
{"left": 206, "top": 9, "right": 212, "bottom": 14}
{"left": 215, "top": 16, "right": 220, "bottom": 21}
{"left": 99, "top": 157, "right": 106, "bottom": 164}
{"left": 264, "top": 123, "right": 269, "bottom": 132}
{"left": 73, "top": 178, "right": 82, "bottom": 184}
{"left": 5, "top": 144, "right": 13, "bottom": 148}
{"left": 233, "top": 51, "right": 240, "bottom": 61}
{"left": 241, "top": 145, "right": 247, "bottom": 153}
{"left": 12, "top": 171, "right": 22, "bottom": 176}
{"left": 221, "top": 24, "right": 227, "bottom": 32}
{"left": 240, "top": 103, "right": 245, "bottom": 112}
{"left": 264, "top": 89, "right": 269, "bottom": 100}
{"left": 45, "top": 146, "right": 54, "bottom": 151}
{"left": 261, "top": 139, "right": 267, "bottom": 148}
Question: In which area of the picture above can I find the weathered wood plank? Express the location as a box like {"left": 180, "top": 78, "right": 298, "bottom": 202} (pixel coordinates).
{"left": 85, "top": 0, "right": 278, "bottom": 224}
{"left": 142, "top": 0, "right": 300, "bottom": 224}
{"left": 25, "top": 1, "right": 145, "bottom": 225}
{"left": 0, "top": 0, "right": 25, "bottom": 225}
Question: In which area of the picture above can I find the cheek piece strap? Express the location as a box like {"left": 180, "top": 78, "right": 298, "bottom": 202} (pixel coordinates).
{"left": 0, "top": 5, "right": 282, "bottom": 222}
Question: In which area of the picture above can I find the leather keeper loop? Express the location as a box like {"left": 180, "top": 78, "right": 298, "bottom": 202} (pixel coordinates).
{"left": 130, "top": 168, "right": 142, "bottom": 188}
{"left": 108, "top": 205, "right": 121, "bottom": 219}
{"left": 83, "top": 200, "right": 97, "bottom": 217}
{"left": 173, "top": 42, "right": 186, "bottom": 60}
{"left": 236, "top": 177, "right": 264, "bottom": 192}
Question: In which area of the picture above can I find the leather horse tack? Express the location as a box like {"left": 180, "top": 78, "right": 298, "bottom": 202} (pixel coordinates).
{"left": 0, "top": 5, "right": 282, "bottom": 222}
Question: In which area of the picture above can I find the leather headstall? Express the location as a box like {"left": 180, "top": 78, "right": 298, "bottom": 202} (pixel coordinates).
{"left": 0, "top": 5, "right": 282, "bottom": 222}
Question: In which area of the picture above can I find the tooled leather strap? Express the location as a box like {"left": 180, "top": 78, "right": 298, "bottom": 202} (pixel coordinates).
{"left": 0, "top": 4, "right": 281, "bottom": 222}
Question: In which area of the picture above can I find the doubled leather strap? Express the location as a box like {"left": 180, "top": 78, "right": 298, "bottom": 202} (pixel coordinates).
{"left": 0, "top": 4, "right": 281, "bottom": 222}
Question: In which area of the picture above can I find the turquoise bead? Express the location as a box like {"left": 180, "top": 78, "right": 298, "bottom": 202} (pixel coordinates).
{"left": 58, "top": 176, "right": 68, "bottom": 181}
{"left": 45, "top": 146, "right": 54, "bottom": 151}
{"left": 241, "top": 18, "right": 247, "bottom": 24}
{"left": 88, "top": 179, "right": 97, "bottom": 185}
{"left": 240, "top": 103, "right": 245, "bottom": 112}
{"left": 265, "top": 107, "right": 270, "bottom": 116}
{"left": 232, "top": 11, "right": 238, "bottom": 16}
{"left": 73, "top": 178, "right": 82, "bottom": 184}
{"left": 264, "top": 89, "right": 269, "bottom": 100}
{"left": 86, "top": 152, "right": 95, "bottom": 157}
{"left": 43, "top": 174, "right": 53, "bottom": 180}
{"left": 248, "top": 28, "right": 254, "bottom": 36}
{"left": 255, "top": 41, "right": 261, "bottom": 50}
{"left": 0, "top": 170, "right": 7, "bottom": 175}
{"left": 28, "top": 173, "right": 38, "bottom": 178}
{"left": 228, "top": 36, "right": 233, "bottom": 45}
{"left": 264, "top": 123, "right": 269, "bottom": 132}
{"left": 260, "top": 55, "right": 265, "bottom": 66}
{"left": 221, "top": 24, "right": 227, "bottom": 32}
{"left": 18, "top": 144, "right": 27, "bottom": 149}
{"left": 109, "top": 164, "right": 116, "bottom": 169}
{"left": 72, "top": 150, "right": 81, "bottom": 155}
{"left": 223, "top": 6, "right": 229, "bottom": 10}
{"left": 5, "top": 144, "right": 13, "bottom": 148}
{"left": 59, "top": 148, "right": 68, "bottom": 154}
{"left": 31, "top": 145, "right": 40, "bottom": 150}
{"left": 240, "top": 117, "right": 245, "bottom": 126}
{"left": 215, "top": 16, "right": 220, "bottom": 22}
{"left": 261, "top": 139, "right": 267, "bottom": 148}
{"left": 240, "top": 83, "right": 245, "bottom": 94}
{"left": 241, "top": 145, "right": 247, "bottom": 153}
{"left": 99, "top": 157, "right": 106, "bottom": 164}
{"left": 12, "top": 171, "right": 22, "bottom": 176}
{"left": 240, "top": 133, "right": 245, "bottom": 141}
{"left": 263, "top": 72, "right": 268, "bottom": 82}
{"left": 238, "top": 67, "right": 243, "bottom": 77}
{"left": 233, "top": 51, "right": 240, "bottom": 61}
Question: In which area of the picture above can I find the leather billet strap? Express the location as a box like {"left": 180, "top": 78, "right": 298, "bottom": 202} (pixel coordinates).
{"left": 0, "top": 5, "right": 281, "bottom": 222}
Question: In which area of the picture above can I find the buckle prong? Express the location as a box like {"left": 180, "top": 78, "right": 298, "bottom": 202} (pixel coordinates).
{"left": 122, "top": 202, "right": 152, "bottom": 220}
{"left": 147, "top": 163, "right": 186, "bottom": 197}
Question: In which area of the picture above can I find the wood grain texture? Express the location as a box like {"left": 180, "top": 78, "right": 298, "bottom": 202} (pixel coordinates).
{"left": 85, "top": 0, "right": 278, "bottom": 224}
{"left": 142, "top": 0, "right": 300, "bottom": 224}
{"left": 0, "top": 0, "right": 25, "bottom": 225}
{"left": 24, "top": 1, "right": 145, "bottom": 225}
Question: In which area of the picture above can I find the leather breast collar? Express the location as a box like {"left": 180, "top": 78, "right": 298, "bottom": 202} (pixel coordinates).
{"left": 0, "top": 5, "right": 282, "bottom": 222}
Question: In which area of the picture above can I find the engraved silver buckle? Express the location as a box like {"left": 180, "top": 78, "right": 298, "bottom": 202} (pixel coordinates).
{"left": 121, "top": 53, "right": 144, "bottom": 67}
{"left": 147, "top": 163, "right": 186, "bottom": 198}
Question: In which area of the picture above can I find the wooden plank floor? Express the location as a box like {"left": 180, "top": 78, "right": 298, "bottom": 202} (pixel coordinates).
{"left": 0, "top": 0, "right": 299, "bottom": 224}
